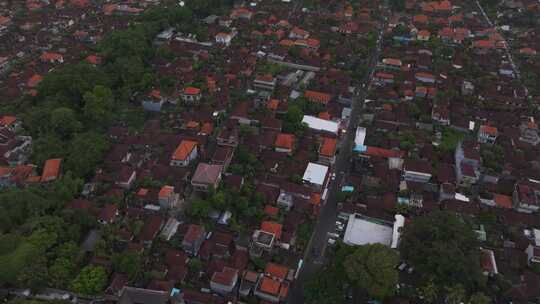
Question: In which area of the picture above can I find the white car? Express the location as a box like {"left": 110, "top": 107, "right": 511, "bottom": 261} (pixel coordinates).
{"left": 327, "top": 232, "right": 340, "bottom": 239}
{"left": 328, "top": 238, "right": 336, "bottom": 245}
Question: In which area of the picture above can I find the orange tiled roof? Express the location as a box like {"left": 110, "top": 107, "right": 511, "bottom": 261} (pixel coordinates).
{"left": 184, "top": 87, "right": 201, "bottom": 95}
{"left": 0, "top": 116, "right": 17, "bottom": 126}
{"left": 480, "top": 125, "right": 498, "bottom": 135}
{"left": 265, "top": 263, "right": 289, "bottom": 280}
{"left": 172, "top": 140, "right": 198, "bottom": 161}
{"left": 417, "top": 30, "right": 431, "bottom": 38}
{"left": 267, "top": 99, "right": 280, "bottom": 111}
{"left": 413, "top": 14, "right": 428, "bottom": 23}
{"left": 320, "top": 137, "right": 337, "bottom": 157}
{"left": 264, "top": 205, "right": 279, "bottom": 216}
{"left": 158, "top": 185, "right": 174, "bottom": 198}
{"left": 318, "top": 112, "right": 331, "bottom": 120}
{"left": 41, "top": 158, "right": 62, "bottom": 182}
{"left": 493, "top": 194, "right": 512, "bottom": 209}
{"left": 27, "top": 74, "right": 43, "bottom": 88}
{"left": 259, "top": 277, "right": 281, "bottom": 295}
{"left": 310, "top": 193, "right": 321, "bottom": 206}
{"left": 200, "top": 122, "right": 213, "bottom": 135}
{"left": 304, "top": 90, "right": 332, "bottom": 104}
{"left": 275, "top": 133, "right": 295, "bottom": 150}
{"left": 261, "top": 221, "right": 282, "bottom": 240}
{"left": 40, "top": 52, "right": 63, "bottom": 62}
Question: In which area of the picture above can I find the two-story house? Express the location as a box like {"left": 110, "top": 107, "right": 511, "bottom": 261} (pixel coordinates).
{"left": 318, "top": 137, "right": 337, "bottom": 165}
{"left": 210, "top": 267, "right": 239, "bottom": 294}
{"left": 302, "top": 162, "right": 329, "bottom": 191}
{"left": 180, "top": 87, "right": 202, "bottom": 105}
{"left": 217, "top": 126, "right": 239, "bottom": 147}
{"left": 215, "top": 30, "right": 237, "bottom": 46}
{"left": 182, "top": 224, "right": 206, "bottom": 256}
{"left": 513, "top": 180, "right": 540, "bottom": 213}
{"left": 191, "top": 163, "right": 223, "bottom": 192}
{"left": 253, "top": 74, "right": 277, "bottom": 92}
{"left": 158, "top": 185, "right": 180, "bottom": 209}
{"left": 403, "top": 159, "right": 432, "bottom": 183}
{"left": 520, "top": 117, "right": 540, "bottom": 146}
{"left": 142, "top": 90, "right": 165, "bottom": 112}
{"left": 455, "top": 141, "right": 481, "bottom": 186}
{"left": 170, "top": 140, "right": 198, "bottom": 167}
{"left": 478, "top": 125, "right": 498, "bottom": 144}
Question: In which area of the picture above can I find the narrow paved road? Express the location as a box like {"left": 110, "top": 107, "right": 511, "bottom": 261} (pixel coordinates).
{"left": 286, "top": 6, "right": 388, "bottom": 303}
{"left": 474, "top": 0, "right": 531, "bottom": 99}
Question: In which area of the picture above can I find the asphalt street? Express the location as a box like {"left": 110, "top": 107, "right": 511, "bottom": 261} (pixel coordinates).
{"left": 286, "top": 8, "right": 388, "bottom": 304}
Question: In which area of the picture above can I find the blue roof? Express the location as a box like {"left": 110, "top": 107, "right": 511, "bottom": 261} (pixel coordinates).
{"left": 342, "top": 186, "right": 354, "bottom": 192}
{"left": 353, "top": 144, "right": 367, "bottom": 152}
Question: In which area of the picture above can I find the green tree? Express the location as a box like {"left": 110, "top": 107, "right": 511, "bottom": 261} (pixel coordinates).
{"left": 37, "top": 62, "right": 109, "bottom": 104}
{"left": 112, "top": 251, "right": 141, "bottom": 280}
{"left": 50, "top": 172, "right": 84, "bottom": 202}
{"left": 83, "top": 85, "right": 115, "bottom": 127}
{"left": 400, "top": 211, "right": 482, "bottom": 290}
{"left": 446, "top": 284, "right": 466, "bottom": 304}
{"left": 283, "top": 105, "right": 304, "bottom": 133}
{"left": 49, "top": 257, "right": 76, "bottom": 289}
{"left": 31, "top": 135, "right": 65, "bottom": 166}
{"left": 469, "top": 292, "right": 491, "bottom": 304}
{"left": 210, "top": 191, "right": 227, "bottom": 211}
{"left": 419, "top": 279, "right": 439, "bottom": 303}
{"left": 188, "top": 258, "right": 203, "bottom": 274}
{"left": 50, "top": 107, "right": 82, "bottom": 139}
{"left": 71, "top": 266, "right": 108, "bottom": 295}
{"left": 17, "top": 256, "right": 49, "bottom": 291}
{"left": 305, "top": 242, "right": 356, "bottom": 304}
{"left": 0, "top": 229, "right": 57, "bottom": 285}
{"left": 65, "top": 132, "right": 110, "bottom": 177}
{"left": 187, "top": 198, "right": 211, "bottom": 219}
{"left": 345, "top": 243, "right": 399, "bottom": 300}
{"left": 48, "top": 241, "right": 81, "bottom": 288}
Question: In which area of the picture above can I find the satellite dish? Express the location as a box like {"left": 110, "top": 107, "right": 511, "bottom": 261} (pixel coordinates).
{"left": 179, "top": 1, "right": 185, "bottom": 7}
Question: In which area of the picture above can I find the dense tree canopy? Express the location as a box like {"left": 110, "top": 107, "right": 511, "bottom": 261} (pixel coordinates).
{"left": 71, "top": 266, "right": 108, "bottom": 295}
{"left": 305, "top": 243, "right": 398, "bottom": 303}
{"left": 400, "top": 211, "right": 483, "bottom": 292}
{"left": 112, "top": 251, "right": 141, "bottom": 280}
{"left": 0, "top": 2, "right": 203, "bottom": 292}
{"left": 345, "top": 243, "right": 399, "bottom": 300}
